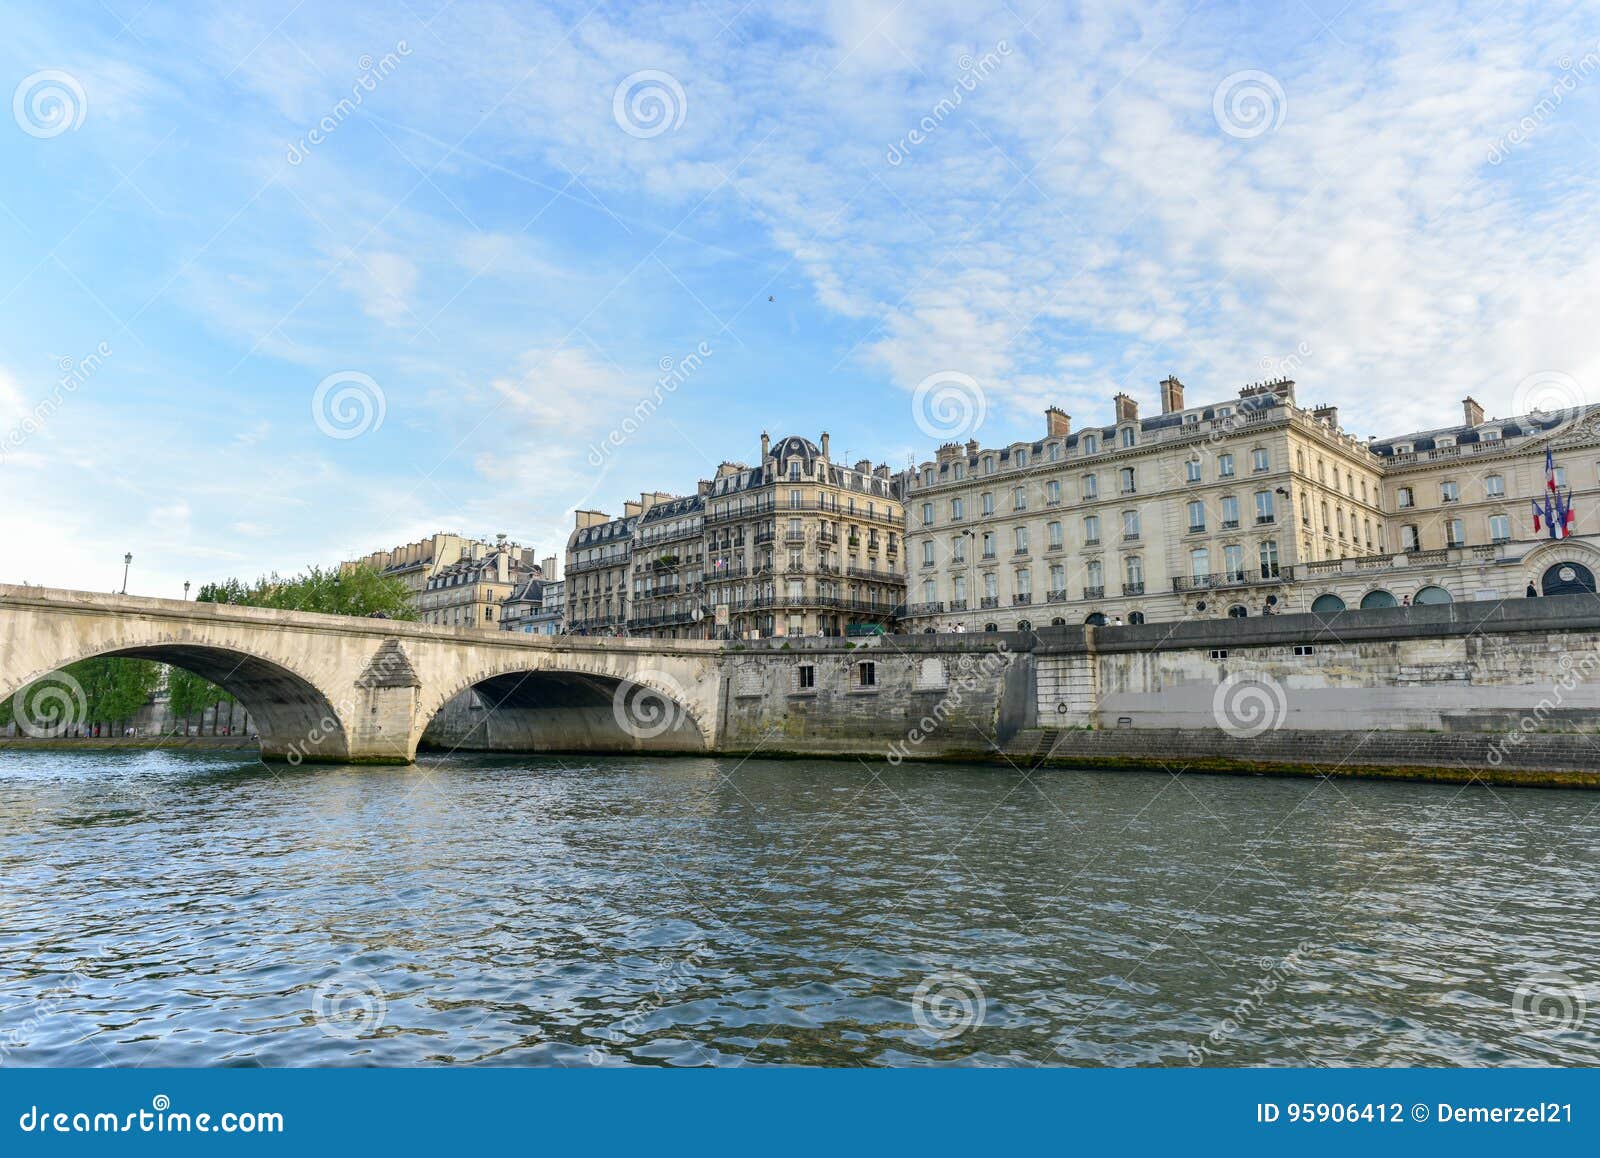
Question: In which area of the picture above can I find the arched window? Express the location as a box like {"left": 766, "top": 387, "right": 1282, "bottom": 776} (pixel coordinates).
{"left": 1542, "top": 563, "right": 1597, "bottom": 596}
{"left": 1128, "top": 611, "right": 1146, "bottom": 625}
{"left": 984, "top": 622, "right": 998, "bottom": 632}
{"left": 1414, "top": 585, "right": 1453, "bottom": 605}
{"left": 923, "top": 627, "right": 936, "bottom": 634}
{"left": 1050, "top": 617, "right": 1066, "bottom": 627}
{"left": 1360, "top": 589, "right": 1398, "bottom": 609}
{"left": 1228, "top": 604, "right": 1248, "bottom": 618}
{"left": 1085, "top": 612, "right": 1108, "bottom": 626}
{"left": 1016, "top": 619, "right": 1032, "bottom": 631}
{"left": 1311, "top": 593, "right": 1346, "bottom": 614}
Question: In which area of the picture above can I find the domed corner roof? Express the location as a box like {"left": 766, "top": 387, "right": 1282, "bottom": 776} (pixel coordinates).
{"left": 771, "top": 434, "right": 822, "bottom": 463}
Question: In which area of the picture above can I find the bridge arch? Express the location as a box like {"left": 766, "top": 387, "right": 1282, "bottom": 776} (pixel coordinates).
{"left": 1, "top": 640, "right": 354, "bottom": 764}
{"left": 414, "top": 659, "right": 713, "bottom": 757}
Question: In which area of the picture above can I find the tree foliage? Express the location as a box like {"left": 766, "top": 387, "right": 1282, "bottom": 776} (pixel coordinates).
{"left": 0, "top": 657, "right": 162, "bottom": 731}
{"left": 196, "top": 564, "right": 417, "bottom": 620}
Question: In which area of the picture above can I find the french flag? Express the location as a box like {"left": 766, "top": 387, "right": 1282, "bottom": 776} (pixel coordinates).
{"left": 1546, "top": 446, "right": 1558, "bottom": 493}
{"left": 1533, "top": 498, "right": 1544, "bottom": 535}
{"left": 1561, "top": 489, "right": 1577, "bottom": 537}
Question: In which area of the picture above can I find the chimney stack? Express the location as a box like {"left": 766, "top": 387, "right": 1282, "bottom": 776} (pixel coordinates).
{"left": 1045, "top": 406, "right": 1071, "bottom": 437}
{"left": 1312, "top": 404, "right": 1339, "bottom": 428}
{"left": 760, "top": 431, "right": 771, "bottom": 460}
{"left": 820, "top": 431, "right": 830, "bottom": 458}
{"left": 622, "top": 500, "right": 642, "bottom": 518}
{"left": 575, "top": 509, "right": 609, "bottom": 529}
{"left": 1159, "top": 375, "right": 1185, "bottom": 415}
{"left": 1113, "top": 392, "right": 1138, "bottom": 423}
{"left": 965, "top": 438, "right": 980, "bottom": 456}
{"left": 541, "top": 554, "right": 557, "bottom": 579}
{"left": 1462, "top": 396, "right": 1484, "bottom": 427}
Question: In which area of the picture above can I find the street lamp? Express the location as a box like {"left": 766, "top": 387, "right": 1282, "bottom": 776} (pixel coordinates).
{"left": 121, "top": 553, "right": 132, "bottom": 595}
{"left": 183, "top": 581, "right": 191, "bottom": 600}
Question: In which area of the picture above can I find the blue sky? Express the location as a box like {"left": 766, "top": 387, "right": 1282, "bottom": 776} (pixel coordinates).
{"left": 2, "top": 0, "right": 1598, "bottom": 596}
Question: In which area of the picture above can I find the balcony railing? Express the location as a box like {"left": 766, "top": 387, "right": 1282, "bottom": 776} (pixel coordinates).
{"left": 1083, "top": 586, "right": 1105, "bottom": 599}
{"left": 1123, "top": 582, "right": 1145, "bottom": 595}
{"left": 1046, "top": 589, "right": 1067, "bottom": 602}
{"left": 1172, "top": 570, "right": 1281, "bottom": 592}
{"left": 1012, "top": 593, "right": 1032, "bottom": 605}
{"left": 904, "top": 601, "right": 944, "bottom": 617}
{"left": 980, "top": 596, "right": 999, "bottom": 609}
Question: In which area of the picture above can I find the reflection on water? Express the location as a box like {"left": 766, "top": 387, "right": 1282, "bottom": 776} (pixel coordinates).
{"left": 0, "top": 747, "right": 1596, "bottom": 1067}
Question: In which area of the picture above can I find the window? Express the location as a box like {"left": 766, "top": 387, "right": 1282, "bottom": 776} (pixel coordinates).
{"left": 950, "top": 497, "right": 965, "bottom": 520}
{"left": 951, "top": 536, "right": 966, "bottom": 563}
{"left": 981, "top": 531, "right": 996, "bottom": 559}
{"left": 1489, "top": 514, "right": 1510, "bottom": 542}
{"left": 1441, "top": 480, "right": 1459, "bottom": 503}
{"left": 1082, "top": 434, "right": 1098, "bottom": 455}
{"left": 1446, "top": 518, "right": 1465, "bottom": 547}
{"left": 1120, "top": 427, "right": 1136, "bottom": 448}
{"left": 1220, "top": 495, "right": 1239, "bottom": 528}
{"left": 857, "top": 662, "right": 876, "bottom": 687}
{"left": 1120, "top": 467, "right": 1136, "bottom": 494}
{"left": 1045, "top": 479, "right": 1062, "bottom": 505}
{"left": 1048, "top": 521, "right": 1064, "bottom": 549}
{"left": 1047, "top": 443, "right": 1060, "bottom": 461}
{"left": 1016, "top": 568, "right": 1032, "bottom": 595}
{"left": 1191, "top": 547, "right": 1211, "bottom": 579}
{"left": 1049, "top": 564, "right": 1065, "bottom": 593}
{"left": 1555, "top": 466, "right": 1568, "bottom": 487}
{"left": 981, "top": 491, "right": 995, "bottom": 516}
{"left": 921, "top": 502, "right": 934, "bottom": 526}
{"left": 1014, "top": 526, "right": 1030, "bottom": 553}
{"left": 1255, "top": 491, "right": 1276, "bottom": 524}
{"left": 1210, "top": 649, "right": 1229, "bottom": 660}
{"left": 1084, "top": 515, "right": 1100, "bottom": 544}
{"left": 1185, "top": 459, "right": 1202, "bottom": 483}
{"left": 1013, "top": 486, "right": 1027, "bottom": 511}
{"left": 1128, "top": 611, "right": 1146, "bottom": 625}
{"left": 1259, "top": 540, "right": 1280, "bottom": 579}
{"left": 1125, "top": 555, "right": 1144, "bottom": 586}
{"left": 1252, "top": 448, "right": 1269, "bottom": 472}
{"left": 953, "top": 462, "right": 965, "bottom": 480}
{"left": 1218, "top": 453, "right": 1235, "bottom": 478}
{"left": 1086, "top": 559, "right": 1104, "bottom": 588}
{"left": 1187, "top": 500, "right": 1206, "bottom": 532}
{"left": 1123, "top": 510, "right": 1141, "bottom": 539}
{"left": 1402, "top": 524, "right": 1420, "bottom": 551}
{"left": 953, "top": 575, "right": 967, "bottom": 602}
{"left": 922, "top": 578, "right": 936, "bottom": 602}
{"left": 1016, "top": 449, "right": 1029, "bottom": 468}
{"left": 1397, "top": 486, "right": 1414, "bottom": 508}
{"left": 983, "top": 456, "right": 995, "bottom": 475}
{"left": 984, "top": 572, "right": 998, "bottom": 598}
{"left": 922, "top": 541, "right": 935, "bottom": 567}
{"left": 1293, "top": 645, "right": 1316, "bottom": 656}
{"left": 1224, "top": 543, "right": 1244, "bottom": 580}
{"left": 1082, "top": 474, "right": 1098, "bottom": 499}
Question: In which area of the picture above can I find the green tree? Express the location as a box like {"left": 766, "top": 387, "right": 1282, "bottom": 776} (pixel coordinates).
{"left": 2, "top": 657, "right": 162, "bottom": 734}
{"left": 164, "top": 665, "right": 236, "bottom": 735}
{"left": 198, "top": 564, "right": 417, "bottom": 620}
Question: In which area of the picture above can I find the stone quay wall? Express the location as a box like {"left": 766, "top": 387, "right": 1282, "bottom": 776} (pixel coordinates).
{"left": 715, "top": 594, "right": 1600, "bottom": 787}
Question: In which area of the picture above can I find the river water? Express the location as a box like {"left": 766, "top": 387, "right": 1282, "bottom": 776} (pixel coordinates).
{"left": 1, "top": 747, "right": 1596, "bottom": 1067}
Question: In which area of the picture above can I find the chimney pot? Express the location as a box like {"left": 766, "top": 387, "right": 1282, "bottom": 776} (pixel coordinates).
{"left": 1159, "top": 375, "right": 1185, "bottom": 415}
{"left": 1113, "top": 392, "right": 1138, "bottom": 423}
{"left": 1045, "top": 406, "right": 1071, "bottom": 437}
{"left": 1462, "top": 396, "right": 1484, "bottom": 427}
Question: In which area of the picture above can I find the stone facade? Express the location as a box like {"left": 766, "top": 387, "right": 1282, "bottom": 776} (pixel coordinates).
{"left": 901, "top": 379, "right": 1600, "bottom": 630}
{"left": 567, "top": 433, "right": 905, "bottom": 640}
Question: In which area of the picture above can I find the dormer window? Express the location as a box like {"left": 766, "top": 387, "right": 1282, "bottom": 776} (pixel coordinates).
{"left": 1394, "top": 443, "right": 1413, "bottom": 455}
{"left": 1437, "top": 437, "right": 1455, "bottom": 448}
{"left": 1082, "top": 434, "right": 1098, "bottom": 455}
{"left": 1120, "top": 427, "right": 1135, "bottom": 448}
{"left": 1482, "top": 429, "right": 1501, "bottom": 441}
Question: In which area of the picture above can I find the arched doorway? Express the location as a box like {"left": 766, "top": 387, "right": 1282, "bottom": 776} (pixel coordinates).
{"left": 1311, "top": 593, "right": 1345, "bottom": 614}
{"left": 1050, "top": 617, "right": 1066, "bottom": 627}
{"left": 1085, "top": 612, "right": 1107, "bottom": 626}
{"left": 983, "top": 622, "right": 998, "bottom": 633}
{"left": 1360, "top": 589, "right": 1398, "bottom": 609}
{"left": 1228, "top": 605, "right": 1248, "bottom": 618}
{"left": 1414, "top": 585, "right": 1453, "bottom": 605}
{"left": 1542, "top": 562, "right": 1597, "bottom": 596}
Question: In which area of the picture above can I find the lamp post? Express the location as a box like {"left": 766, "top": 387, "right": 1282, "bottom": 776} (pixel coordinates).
{"left": 121, "top": 553, "right": 132, "bottom": 595}
{"left": 183, "top": 580, "right": 191, "bottom": 601}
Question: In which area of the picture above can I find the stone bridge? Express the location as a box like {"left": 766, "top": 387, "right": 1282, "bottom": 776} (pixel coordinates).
{"left": 0, "top": 585, "right": 723, "bottom": 764}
